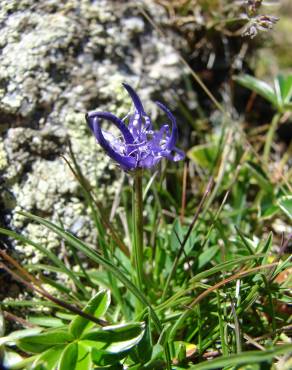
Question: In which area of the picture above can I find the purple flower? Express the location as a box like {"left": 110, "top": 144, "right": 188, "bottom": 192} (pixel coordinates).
{"left": 86, "top": 84, "right": 184, "bottom": 171}
{"left": 242, "top": 14, "right": 279, "bottom": 39}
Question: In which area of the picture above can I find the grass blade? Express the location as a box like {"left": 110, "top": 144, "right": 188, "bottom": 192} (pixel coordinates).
{"left": 189, "top": 344, "right": 292, "bottom": 369}
{"left": 17, "top": 211, "right": 163, "bottom": 332}
{"left": 0, "top": 228, "right": 88, "bottom": 298}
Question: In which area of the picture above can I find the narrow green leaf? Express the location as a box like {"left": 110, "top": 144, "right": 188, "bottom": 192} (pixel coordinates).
{"left": 274, "top": 75, "right": 284, "bottom": 109}
{"left": 277, "top": 74, "right": 292, "bottom": 104}
{"left": 190, "top": 255, "right": 261, "bottom": 283}
{"left": 158, "top": 255, "right": 263, "bottom": 314}
{"left": 169, "top": 261, "right": 269, "bottom": 340}
{"left": 157, "top": 324, "right": 172, "bottom": 347}
{"left": 55, "top": 312, "right": 75, "bottom": 321}
{"left": 197, "top": 246, "right": 219, "bottom": 270}
{"left": 0, "top": 228, "right": 87, "bottom": 297}
{"left": 13, "top": 211, "right": 170, "bottom": 369}
{"left": 234, "top": 75, "right": 277, "bottom": 107}
{"left": 80, "top": 323, "right": 145, "bottom": 366}
{"left": 258, "top": 191, "right": 279, "bottom": 220}
{"left": 189, "top": 344, "right": 292, "bottom": 369}
{"left": 18, "top": 329, "right": 73, "bottom": 354}
{"left": 40, "top": 276, "right": 74, "bottom": 297}
{"left": 28, "top": 316, "right": 64, "bottom": 328}
{"left": 90, "top": 347, "right": 125, "bottom": 367}
{"left": 170, "top": 219, "right": 196, "bottom": 254}
{"left": 75, "top": 342, "right": 91, "bottom": 370}
{"left": 235, "top": 226, "right": 255, "bottom": 255}
{"left": 58, "top": 342, "right": 78, "bottom": 370}
{"left": 278, "top": 195, "right": 292, "bottom": 219}
{"left": 187, "top": 143, "right": 218, "bottom": 170}
{"left": 0, "top": 328, "right": 42, "bottom": 346}
{"left": 18, "top": 211, "right": 162, "bottom": 332}
{"left": 171, "top": 341, "right": 195, "bottom": 362}
{"left": 69, "top": 290, "right": 110, "bottom": 338}
{"left": 81, "top": 322, "right": 145, "bottom": 347}
{"left": 260, "top": 204, "right": 279, "bottom": 219}
{"left": 258, "top": 232, "right": 273, "bottom": 265}
{"left": 26, "top": 263, "right": 64, "bottom": 274}
{"left": 245, "top": 161, "right": 273, "bottom": 193}
{"left": 271, "top": 256, "right": 291, "bottom": 280}
{"left": 32, "top": 345, "right": 65, "bottom": 370}
{"left": 129, "top": 311, "right": 152, "bottom": 364}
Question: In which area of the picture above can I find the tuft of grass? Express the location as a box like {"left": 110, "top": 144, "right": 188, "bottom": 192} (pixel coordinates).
{"left": 1, "top": 3, "right": 291, "bottom": 367}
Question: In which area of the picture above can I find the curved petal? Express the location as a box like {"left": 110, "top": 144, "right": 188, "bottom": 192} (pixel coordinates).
{"left": 150, "top": 125, "right": 170, "bottom": 151}
{"left": 167, "top": 147, "right": 185, "bottom": 162}
{"left": 86, "top": 111, "right": 134, "bottom": 144}
{"left": 128, "top": 112, "right": 142, "bottom": 138}
{"left": 89, "top": 116, "right": 136, "bottom": 171}
{"left": 139, "top": 153, "right": 161, "bottom": 168}
{"left": 155, "top": 101, "right": 178, "bottom": 151}
{"left": 122, "top": 83, "right": 146, "bottom": 116}
{"left": 103, "top": 130, "right": 125, "bottom": 154}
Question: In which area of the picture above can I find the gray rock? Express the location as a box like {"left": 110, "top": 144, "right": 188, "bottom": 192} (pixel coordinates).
{"left": 0, "top": 0, "right": 184, "bottom": 262}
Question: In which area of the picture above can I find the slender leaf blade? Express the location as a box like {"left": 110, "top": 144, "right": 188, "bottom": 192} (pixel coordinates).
{"left": 69, "top": 290, "right": 110, "bottom": 338}
{"left": 32, "top": 345, "right": 65, "bottom": 370}
{"left": 18, "top": 211, "right": 162, "bottom": 332}
{"left": 18, "top": 329, "right": 73, "bottom": 354}
{"left": 278, "top": 195, "right": 292, "bottom": 219}
{"left": 234, "top": 75, "right": 277, "bottom": 107}
{"left": 58, "top": 342, "right": 78, "bottom": 370}
{"left": 277, "top": 74, "right": 292, "bottom": 104}
{"left": 75, "top": 342, "right": 91, "bottom": 370}
{"left": 189, "top": 344, "right": 292, "bottom": 369}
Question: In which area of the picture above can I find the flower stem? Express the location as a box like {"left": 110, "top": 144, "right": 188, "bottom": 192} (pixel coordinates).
{"left": 263, "top": 113, "right": 281, "bottom": 164}
{"left": 132, "top": 169, "right": 144, "bottom": 296}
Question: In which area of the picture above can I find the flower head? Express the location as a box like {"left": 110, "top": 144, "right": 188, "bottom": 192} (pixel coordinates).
{"left": 242, "top": 14, "right": 279, "bottom": 39}
{"left": 86, "top": 84, "right": 184, "bottom": 171}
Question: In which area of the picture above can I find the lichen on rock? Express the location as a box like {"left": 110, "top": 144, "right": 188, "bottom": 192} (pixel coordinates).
{"left": 0, "top": 0, "right": 184, "bottom": 263}
{"left": 0, "top": 138, "right": 8, "bottom": 171}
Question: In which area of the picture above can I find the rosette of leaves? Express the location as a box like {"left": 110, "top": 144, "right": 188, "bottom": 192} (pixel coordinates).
{"left": 1, "top": 290, "right": 145, "bottom": 369}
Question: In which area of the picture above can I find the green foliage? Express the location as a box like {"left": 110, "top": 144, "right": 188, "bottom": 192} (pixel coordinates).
{"left": 278, "top": 195, "right": 292, "bottom": 219}
{"left": 188, "top": 344, "right": 292, "bottom": 369}
{"left": 69, "top": 290, "right": 110, "bottom": 338}
{"left": 1, "top": 49, "right": 291, "bottom": 370}
{"left": 234, "top": 74, "right": 292, "bottom": 112}
{"left": 1, "top": 136, "right": 291, "bottom": 368}
{"left": 187, "top": 142, "right": 218, "bottom": 170}
{"left": 2, "top": 291, "right": 145, "bottom": 369}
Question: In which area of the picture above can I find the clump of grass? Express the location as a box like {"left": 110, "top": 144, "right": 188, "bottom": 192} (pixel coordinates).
{"left": 1, "top": 113, "right": 291, "bottom": 368}
{"left": 0, "top": 2, "right": 291, "bottom": 369}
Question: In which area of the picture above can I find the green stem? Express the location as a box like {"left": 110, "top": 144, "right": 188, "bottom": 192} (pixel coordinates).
{"left": 132, "top": 170, "right": 144, "bottom": 294}
{"left": 162, "top": 177, "right": 213, "bottom": 301}
{"left": 263, "top": 113, "right": 281, "bottom": 164}
{"left": 216, "top": 291, "right": 228, "bottom": 356}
